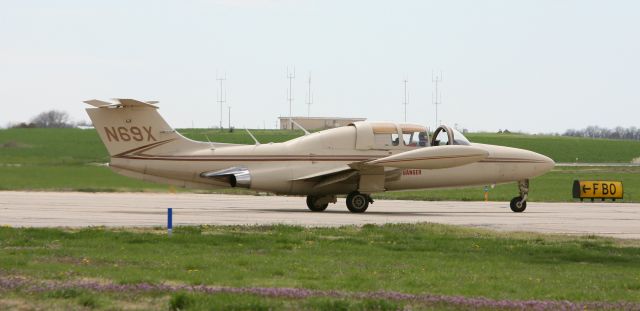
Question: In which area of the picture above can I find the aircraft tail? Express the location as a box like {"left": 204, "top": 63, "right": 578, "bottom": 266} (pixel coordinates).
{"left": 84, "top": 99, "right": 201, "bottom": 157}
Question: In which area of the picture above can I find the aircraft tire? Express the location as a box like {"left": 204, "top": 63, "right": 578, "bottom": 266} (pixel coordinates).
{"left": 346, "top": 192, "right": 369, "bottom": 213}
{"left": 510, "top": 196, "right": 527, "bottom": 213}
{"left": 306, "top": 195, "right": 328, "bottom": 212}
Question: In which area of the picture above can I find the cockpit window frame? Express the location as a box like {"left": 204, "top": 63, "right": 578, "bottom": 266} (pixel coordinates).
{"left": 431, "top": 125, "right": 471, "bottom": 146}
{"left": 399, "top": 124, "right": 429, "bottom": 148}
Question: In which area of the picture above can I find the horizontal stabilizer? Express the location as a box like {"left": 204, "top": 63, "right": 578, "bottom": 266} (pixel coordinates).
{"left": 83, "top": 99, "right": 113, "bottom": 107}
{"left": 367, "top": 145, "right": 489, "bottom": 169}
{"left": 83, "top": 99, "right": 158, "bottom": 109}
{"left": 112, "top": 98, "right": 159, "bottom": 108}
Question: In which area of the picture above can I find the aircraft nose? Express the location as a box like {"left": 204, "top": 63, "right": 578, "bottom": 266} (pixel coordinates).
{"left": 529, "top": 150, "right": 555, "bottom": 174}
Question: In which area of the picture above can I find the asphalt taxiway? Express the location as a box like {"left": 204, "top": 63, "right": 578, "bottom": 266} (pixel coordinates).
{"left": 1, "top": 191, "right": 639, "bottom": 239}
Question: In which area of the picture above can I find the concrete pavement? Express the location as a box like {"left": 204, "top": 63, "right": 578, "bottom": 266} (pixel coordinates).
{"left": 1, "top": 191, "right": 639, "bottom": 239}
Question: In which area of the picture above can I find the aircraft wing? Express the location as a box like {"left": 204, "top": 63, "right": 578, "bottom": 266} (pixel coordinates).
{"left": 293, "top": 165, "right": 353, "bottom": 181}
{"left": 294, "top": 146, "right": 488, "bottom": 189}
{"left": 366, "top": 145, "right": 489, "bottom": 169}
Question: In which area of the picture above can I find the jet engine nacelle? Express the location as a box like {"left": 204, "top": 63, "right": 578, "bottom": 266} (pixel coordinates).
{"left": 200, "top": 167, "right": 251, "bottom": 189}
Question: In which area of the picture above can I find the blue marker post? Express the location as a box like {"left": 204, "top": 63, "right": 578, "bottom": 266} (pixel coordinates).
{"left": 167, "top": 208, "right": 173, "bottom": 236}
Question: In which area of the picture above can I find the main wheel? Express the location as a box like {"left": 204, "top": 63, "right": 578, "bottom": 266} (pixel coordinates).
{"left": 510, "top": 196, "right": 527, "bottom": 213}
{"left": 306, "top": 195, "right": 328, "bottom": 212}
{"left": 346, "top": 192, "right": 369, "bottom": 213}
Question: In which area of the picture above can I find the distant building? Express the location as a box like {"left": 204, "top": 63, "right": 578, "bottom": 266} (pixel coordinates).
{"left": 278, "top": 117, "right": 367, "bottom": 130}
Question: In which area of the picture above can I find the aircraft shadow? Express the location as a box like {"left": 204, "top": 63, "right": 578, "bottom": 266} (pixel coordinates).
{"left": 251, "top": 208, "right": 512, "bottom": 216}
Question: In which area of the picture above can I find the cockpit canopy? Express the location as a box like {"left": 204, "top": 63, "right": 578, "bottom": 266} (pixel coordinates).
{"left": 431, "top": 125, "right": 471, "bottom": 146}
{"left": 349, "top": 122, "right": 470, "bottom": 150}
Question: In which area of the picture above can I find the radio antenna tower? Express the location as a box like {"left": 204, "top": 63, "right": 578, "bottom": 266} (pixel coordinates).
{"left": 306, "top": 72, "right": 313, "bottom": 118}
{"left": 216, "top": 72, "right": 226, "bottom": 130}
{"left": 432, "top": 70, "right": 443, "bottom": 127}
{"left": 402, "top": 78, "right": 409, "bottom": 122}
{"left": 287, "top": 67, "right": 295, "bottom": 130}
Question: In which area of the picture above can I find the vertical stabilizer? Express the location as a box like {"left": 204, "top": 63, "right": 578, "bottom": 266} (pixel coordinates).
{"left": 84, "top": 99, "right": 201, "bottom": 156}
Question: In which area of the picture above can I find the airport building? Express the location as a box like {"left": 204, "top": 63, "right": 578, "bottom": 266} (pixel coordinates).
{"left": 278, "top": 117, "right": 367, "bottom": 130}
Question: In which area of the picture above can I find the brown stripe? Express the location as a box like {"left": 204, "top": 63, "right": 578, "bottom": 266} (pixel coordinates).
{"left": 113, "top": 142, "right": 548, "bottom": 165}
{"left": 479, "top": 160, "right": 548, "bottom": 163}
{"left": 113, "top": 139, "right": 176, "bottom": 158}
{"left": 116, "top": 156, "right": 376, "bottom": 162}
{"left": 372, "top": 154, "right": 485, "bottom": 165}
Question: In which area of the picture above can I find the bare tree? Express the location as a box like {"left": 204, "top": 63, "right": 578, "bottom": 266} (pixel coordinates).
{"left": 563, "top": 126, "right": 640, "bottom": 141}
{"left": 30, "top": 110, "right": 72, "bottom": 128}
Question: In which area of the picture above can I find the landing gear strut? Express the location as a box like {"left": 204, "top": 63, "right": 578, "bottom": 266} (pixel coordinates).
{"left": 306, "top": 195, "right": 336, "bottom": 212}
{"left": 510, "top": 179, "right": 529, "bottom": 213}
{"left": 346, "top": 191, "right": 373, "bottom": 213}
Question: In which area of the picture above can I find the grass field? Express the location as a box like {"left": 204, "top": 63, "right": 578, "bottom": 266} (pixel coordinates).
{"left": 2, "top": 129, "right": 639, "bottom": 310}
{"left": 1, "top": 128, "right": 640, "bottom": 202}
{"left": 1, "top": 224, "right": 639, "bottom": 310}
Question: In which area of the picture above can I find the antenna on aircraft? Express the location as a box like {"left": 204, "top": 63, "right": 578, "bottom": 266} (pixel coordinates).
{"left": 306, "top": 71, "right": 313, "bottom": 118}
{"left": 432, "top": 70, "right": 443, "bottom": 127}
{"left": 403, "top": 77, "right": 409, "bottom": 122}
{"left": 287, "top": 67, "right": 296, "bottom": 130}
{"left": 216, "top": 71, "right": 226, "bottom": 130}
{"left": 204, "top": 134, "right": 215, "bottom": 150}
{"left": 290, "top": 119, "right": 311, "bottom": 136}
{"left": 245, "top": 128, "right": 260, "bottom": 145}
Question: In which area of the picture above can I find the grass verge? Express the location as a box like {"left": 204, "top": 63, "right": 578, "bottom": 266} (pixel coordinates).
{"left": 1, "top": 223, "right": 639, "bottom": 310}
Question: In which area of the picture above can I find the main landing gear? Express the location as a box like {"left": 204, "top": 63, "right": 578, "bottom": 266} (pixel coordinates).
{"left": 346, "top": 191, "right": 373, "bottom": 213}
{"left": 306, "top": 195, "right": 337, "bottom": 212}
{"left": 306, "top": 192, "right": 374, "bottom": 213}
{"left": 510, "top": 179, "right": 529, "bottom": 213}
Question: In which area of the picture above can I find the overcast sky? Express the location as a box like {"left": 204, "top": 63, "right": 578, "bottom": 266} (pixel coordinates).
{"left": 1, "top": 0, "right": 638, "bottom": 133}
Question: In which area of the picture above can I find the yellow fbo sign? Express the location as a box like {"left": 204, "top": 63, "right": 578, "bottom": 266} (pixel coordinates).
{"left": 572, "top": 180, "right": 623, "bottom": 201}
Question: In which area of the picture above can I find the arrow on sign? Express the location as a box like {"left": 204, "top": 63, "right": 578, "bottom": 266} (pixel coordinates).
{"left": 582, "top": 185, "right": 592, "bottom": 193}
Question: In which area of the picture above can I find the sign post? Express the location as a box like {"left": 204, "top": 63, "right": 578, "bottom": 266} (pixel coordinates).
{"left": 484, "top": 186, "right": 489, "bottom": 202}
{"left": 572, "top": 180, "right": 623, "bottom": 202}
{"left": 167, "top": 208, "right": 173, "bottom": 236}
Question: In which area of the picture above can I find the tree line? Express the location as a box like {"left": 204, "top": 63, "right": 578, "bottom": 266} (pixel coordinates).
{"left": 563, "top": 126, "right": 640, "bottom": 141}
{"left": 9, "top": 110, "right": 89, "bottom": 128}
{"left": 6, "top": 110, "right": 640, "bottom": 141}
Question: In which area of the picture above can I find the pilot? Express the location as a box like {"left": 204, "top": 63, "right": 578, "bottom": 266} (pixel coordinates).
{"left": 392, "top": 137, "right": 400, "bottom": 146}
{"left": 418, "top": 132, "right": 427, "bottom": 147}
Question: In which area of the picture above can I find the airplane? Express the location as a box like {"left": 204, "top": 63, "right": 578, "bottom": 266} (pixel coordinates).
{"left": 84, "top": 99, "right": 555, "bottom": 213}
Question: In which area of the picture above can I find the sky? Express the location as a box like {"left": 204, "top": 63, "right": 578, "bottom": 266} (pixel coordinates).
{"left": 1, "top": 0, "right": 638, "bottom": 133}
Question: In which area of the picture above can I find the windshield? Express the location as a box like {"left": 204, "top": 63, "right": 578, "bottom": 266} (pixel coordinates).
{"left": 431, "top": 126, "right": 471, "bottom": 146}
{"left": 451, "top": 128, "right": 471, "bottom": 145}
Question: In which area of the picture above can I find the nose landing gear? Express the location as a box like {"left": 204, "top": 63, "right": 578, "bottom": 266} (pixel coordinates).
{"left": 510, "top": 179, "right": 529, "bottom": 213}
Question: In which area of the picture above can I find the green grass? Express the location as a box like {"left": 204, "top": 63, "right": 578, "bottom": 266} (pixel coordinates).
{"left": 1, "top": 128, "right": 640, "bottom": 201}
{"left": 0, "top": 128, "right": 110, "bottom": 166}
{"left": 1, "top": 291, "right": 415, "bottom": 311}
{"left": 467, "top": 132, "right": 640, "bottom": 163}
{"left": 1, "top": 224, "right": 639, "bottom": 309}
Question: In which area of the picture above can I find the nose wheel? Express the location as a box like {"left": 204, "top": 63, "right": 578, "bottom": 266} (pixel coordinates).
{"left": 510, "top": 179, "right": 529, "bottom": 213}
{"left": 346, "top": 191, "right": 373, "bottom": 213}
